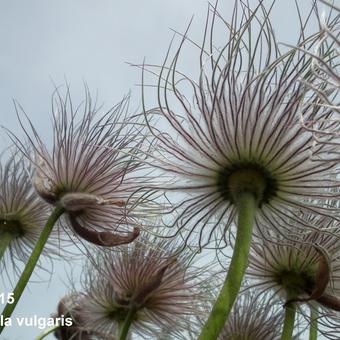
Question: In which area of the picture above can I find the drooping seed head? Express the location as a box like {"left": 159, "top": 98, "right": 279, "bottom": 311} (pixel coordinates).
{"left": 15, "top": 87, "right": 156, "bottom": 246}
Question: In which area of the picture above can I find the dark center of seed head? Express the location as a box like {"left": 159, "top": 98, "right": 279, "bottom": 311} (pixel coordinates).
{"left": 0, "top": 219, "right": 24, "bottom": 238}
{"left": 276, "top": 269, "right": 316, "bottom": 298}
{"left": 218, "top": 163, "right": 278, "bottom": 206}
{"left": 107, "top": 306, "right": 131, "bottom": 322}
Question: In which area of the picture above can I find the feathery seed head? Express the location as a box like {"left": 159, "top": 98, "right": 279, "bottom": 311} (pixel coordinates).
{"left": 142, "top": 1, "right": 340, "bottom": 248}
{"left": 247, "top": 214, "right": 340, "bottom": 339}
{"left": 53, "top": 294, "right": 89, "bottom": 340}
{"left": 0, "top": 150, "right": 53, "bottom": 270}
{"left": 18, "top": 87, "right": 154, "bottom": 246}
{"left": 53, "top": 293, "right": 121, "bottom": 340}
{"left": 76, "top": 235, "right": 203, "bottom": 338}
{"left": 248, "top": 217, "right": 340, "bottom": 308}
{"left": 218, "top": 290, "right": 284, "bottom": 340}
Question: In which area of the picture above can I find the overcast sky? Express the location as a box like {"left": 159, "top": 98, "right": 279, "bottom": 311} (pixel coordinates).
{"left": 0, "top": 1, "right": 329, "bottom": 339}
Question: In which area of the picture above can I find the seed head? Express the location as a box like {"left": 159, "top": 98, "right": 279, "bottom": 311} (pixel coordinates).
{"left": 0, "top": 150, "right": 54, "bottom": 273}
{"left": 218, "top": 290, "right": 284, "bottom": 340}
{"left": 52, "top": 293, "right": 119, "bottom": 340}
{"left": 247, "top": 214, "right": 340, "bottom": 338}
{"left": 142, "top": 1, "right": 340, "bottom": 249}
{"left": 76, "top": 235, "right": 203, "bottom": 338}
{"left": 16, "top": 87, "right": 154, "bottom": 246}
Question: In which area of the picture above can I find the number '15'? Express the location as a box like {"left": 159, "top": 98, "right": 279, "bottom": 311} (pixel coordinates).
{"left": 0, "top": 293, "right": 14, "bottom": 304}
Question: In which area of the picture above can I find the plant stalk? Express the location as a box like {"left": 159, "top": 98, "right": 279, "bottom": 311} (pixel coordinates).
{"left": 119, "top": 306, "right": 136, "bottom": 340}
{"left": 0, "top": 206, "right": 64, "bottom": 334}
{"left": 281, "top": 300, "right": 296, "bottom": 340}
{"left": 309, "top": 307, "right": 318, "bottom": 340}
{"left": 198, "top": 192, "right": 257, "bottom": 340}
{"left": 35, "top": 325, "right": 60, "bottom": 340}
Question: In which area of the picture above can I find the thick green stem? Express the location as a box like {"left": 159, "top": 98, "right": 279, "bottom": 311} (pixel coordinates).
{"left": 281, "top": 301, "right": 296, "bottom": 340}
{"left": 0, "top": 232, "right": 13, "bottom": 261}
{"left": 198, "top": 192, "right": 257, "bottom": 340}
{"left": 35, "top": 325, "right": 60, "bottom": 340}
{"left": 0, "top": 206, "right": 64, "bottom": 334}
{"left": 118, "top": 306, "right": 136, "bottom": 340}
{"left": 309, "top": 307, "right": 318, "bottom": 340}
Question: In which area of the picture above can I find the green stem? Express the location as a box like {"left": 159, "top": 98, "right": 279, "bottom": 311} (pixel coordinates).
{"left": 35, "top": 325, "right": 60, "bottom": 340}
{"left": 0, "top": 206, "right": 64, "bottom": 335}
{"left": 309, "top": 307, "right": 318, "bottom": 340}
{"left": 281, "top": 301, "right": 296, "bottom": 340}
{"left": 0, "top": 232, "right": 14, "bottom": 261}
{"left": 198, "top": 192, "right": 257, "bottom": 340}
{"left": 119, "top": 306, "right": 136, "bottom": 340}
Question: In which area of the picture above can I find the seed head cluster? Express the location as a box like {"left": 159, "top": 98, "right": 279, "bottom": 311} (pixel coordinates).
{"left": 2, "top": 1, "right": 340, "bottom": 340}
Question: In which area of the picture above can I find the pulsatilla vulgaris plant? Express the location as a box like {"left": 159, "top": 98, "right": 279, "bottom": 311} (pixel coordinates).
{"left": 247, "top": 215, "right": 340, "bottom": 339}
{"left": 0, "top": 88, "right": 155, "bottom": 335}
{"left": 18, "top": 88, "right": 152, "bottom": 247}
{"left": 218, "top": 289, "right": 285, "bottom": 340}
{"left": 72, "top": 235, "right": 203, "bottom": 340}
{"left": 49, "top": 293, "right": 117, "bottom": 340}
{"left": 0, "top": 150, "right": 53, "bottom": 275}
{"left": 186, "top": 283, "right": 289, "bottom": 340}
{"left": 50, "top": 294, "right": 88, "bottom": 340}
{"left": 37, "top": 293, "right": 120, "bottom": 340}
{"left": 142, "top": 1, "right": 340, "bottom": 338}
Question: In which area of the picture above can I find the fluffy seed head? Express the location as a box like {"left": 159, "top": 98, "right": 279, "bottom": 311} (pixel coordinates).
{"left": 218, "top": 290, "right": 284, "bottom": 340}
{"left": 0, "top": 150, "right": 53, "bottom": 272}
{"left": 247, "top": 215, "right": 340, "bottom": 309}
{"left": 53, "top": 293, "right": 121, "bottom": 340}
{"left": 16, "top": 87, "right": 154, "bottom": 246}
{"left": 142, "top": 1, "right": 340, "bottom": 249}
{"left": 247, "top": 213, "right": 340, "bottom": 339}
{"left": 53, "top": 294, "right": 89, "bottom": 340}
{"left": 76, "top": 235, "right": 203, "bottom": 339}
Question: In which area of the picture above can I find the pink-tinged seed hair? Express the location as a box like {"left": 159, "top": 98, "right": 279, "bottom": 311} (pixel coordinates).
{"left": 139, "top": 0, "right": 340, "bottom": 250}
{"left": 53, "top": 293, "right": 119, "bottom": 340}
{"left": 247, "top": 213, "right": 340, "bottom": 339}
{"left": 0, "top": 149, "right": 57, "bottom": 276}
{"left": 76, "top": 234, "right": 205, "bottom": 339}
{"left": 13, "top": 86, "right": 158, "bottom": 247}
{"left": 300, "top": 0, "right": 340, "bottom": 162}
{"left": 218, "top": 289, "right": 284, "bottom": 340}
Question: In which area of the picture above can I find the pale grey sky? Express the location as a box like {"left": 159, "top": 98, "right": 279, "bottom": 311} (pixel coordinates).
{"left": 0, "top": 1, "right": 330, "bottom": 339}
